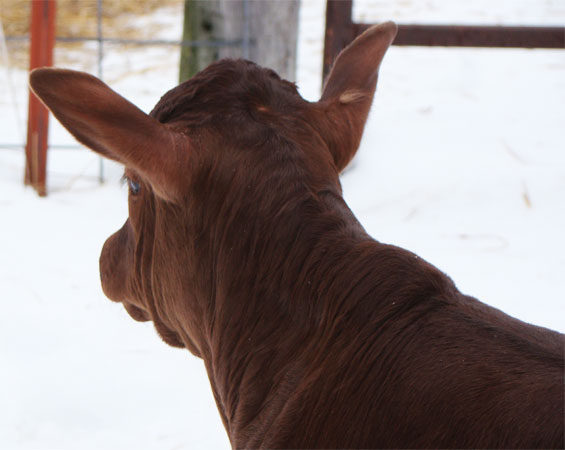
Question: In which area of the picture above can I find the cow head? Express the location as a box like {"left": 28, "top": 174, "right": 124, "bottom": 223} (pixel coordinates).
{"left": 29, "top": 22, "right": 397, "bottom": 358}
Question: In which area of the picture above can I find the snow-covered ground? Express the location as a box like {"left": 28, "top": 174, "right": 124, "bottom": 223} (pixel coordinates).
{"left": 1, "top": 1, "right": 563, "bottom": 449}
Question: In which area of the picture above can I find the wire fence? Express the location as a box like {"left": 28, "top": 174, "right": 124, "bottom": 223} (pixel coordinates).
{"left": 0, "top": 0, "right": 252, "bottom": 183}
{"left": 1, "top": 0, "right": 563, "bottom": 188}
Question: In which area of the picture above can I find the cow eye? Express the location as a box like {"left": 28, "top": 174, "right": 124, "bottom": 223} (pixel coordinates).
{"left": 128, "top": 179, "right": 141, "bottom": 195}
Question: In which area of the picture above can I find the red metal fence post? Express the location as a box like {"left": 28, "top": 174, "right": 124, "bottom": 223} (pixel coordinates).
{"left": 25, "top": 0, "right": 56, "bottom": 197}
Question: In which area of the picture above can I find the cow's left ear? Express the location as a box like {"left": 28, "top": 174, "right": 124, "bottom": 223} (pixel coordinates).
{"left": 317, "top": 21, "right": 397, "bottom": 172}
{"left": 29, "top": 68, "right": 190, "bottom": 201}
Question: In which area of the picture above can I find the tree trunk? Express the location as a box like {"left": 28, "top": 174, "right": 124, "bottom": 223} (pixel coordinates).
{"left": 179, "top": 0, "right": 299, "bottom": 83}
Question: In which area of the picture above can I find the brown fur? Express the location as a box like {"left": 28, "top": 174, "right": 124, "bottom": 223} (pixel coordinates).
{"left": 30, "top": 22, "right": 563, "bottom": 449}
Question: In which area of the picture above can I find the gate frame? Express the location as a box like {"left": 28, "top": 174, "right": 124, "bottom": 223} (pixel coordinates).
{"left": 25, "top": 0, "right": 56, "bottom": 197}
{"left": 323, "top": 0, "right": 565, "bottom": 83}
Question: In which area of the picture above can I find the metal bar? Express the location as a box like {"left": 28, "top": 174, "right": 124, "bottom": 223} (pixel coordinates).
{"left": 242, "top": 0, "right": 250, "bottom": 59}
{"left": 323, "top": 1, "right": 564, "bottom": 87}
{"left": 356, "top": 23, "right": 565, "bottom": 49}
{"left": 96, "top": 1, "right": 103, "bottom": 78}
{"left": 4, "top": 35, "right": 244, "bottom": 48}
{"left": 0, "top": 21, "right": 24, "bottom": 143}
{"left": 25, "top": 0, "right": 56, "bottom": 197}
{"left": 8, "top": 25, "right": 561, "bottom": 50}
{"left": 322, "top": 0, "right": 355, "bottom": 84}
{"left": 1, "top": 143, "right": 82, "bottom": 149}
{"left": 97, "top": 0, "right": 104, "bottom": 184}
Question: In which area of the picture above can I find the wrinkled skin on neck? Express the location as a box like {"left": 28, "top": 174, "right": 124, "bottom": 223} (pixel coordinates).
{"left": 98, "top": 61, "right": 373, "bottom": 438}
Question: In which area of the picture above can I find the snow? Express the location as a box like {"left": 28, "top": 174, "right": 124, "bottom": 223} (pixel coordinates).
{"left": 1, "top": 1, "right": 563, "bottom": 449}
{"left": 352, "top": 0, "right": 565, "bottom": 26}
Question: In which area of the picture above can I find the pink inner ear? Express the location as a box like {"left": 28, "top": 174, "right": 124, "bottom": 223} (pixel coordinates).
{"left": 338, "top": 90, "right": 369, "bottom": 104}
{"left": 317, "top": 22, "right": 397, "bottom": 172}
{"left": 321, "top": 21, "right": 397, "bottom": 102}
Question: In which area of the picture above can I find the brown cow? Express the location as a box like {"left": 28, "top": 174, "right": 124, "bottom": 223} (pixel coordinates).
{"left": 30, "top": 22, "right": 563, "bottom": 449}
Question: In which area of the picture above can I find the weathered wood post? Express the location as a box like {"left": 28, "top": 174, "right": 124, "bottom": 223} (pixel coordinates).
{"left": 179, "top": 0, "right": 299, "bottom": 84}
{"left": 25, "top": 0, "right": 56, "bottom": 196}
{"left": 179, "top": 0, "right": 224, "bottom": 83}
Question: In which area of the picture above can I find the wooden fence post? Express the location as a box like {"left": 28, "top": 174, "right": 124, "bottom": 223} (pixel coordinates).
{"left": 25, "top": 0, "right": 56, "bottom": 197}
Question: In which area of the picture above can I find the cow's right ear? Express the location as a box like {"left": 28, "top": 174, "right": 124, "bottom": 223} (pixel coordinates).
{"left": 317, "top": 22, "right": 397, "bottom": 172}
{"left": 29, "top": 68, "right": 190, "bottom": 201}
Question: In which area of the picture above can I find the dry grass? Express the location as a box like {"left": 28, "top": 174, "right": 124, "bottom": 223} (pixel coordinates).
{"left": 0, "top": 0, "right": 182, "bottom": 68}
{"left": 1, "top": 0, "right": 180, "bottom": 36}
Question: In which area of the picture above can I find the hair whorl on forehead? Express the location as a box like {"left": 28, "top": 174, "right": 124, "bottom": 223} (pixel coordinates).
{"left": 149, "top": 59, "right": 299, "bottom": 126}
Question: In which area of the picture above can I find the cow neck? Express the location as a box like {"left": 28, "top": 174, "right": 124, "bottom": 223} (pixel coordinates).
{"left": 197, "top": 187, "right": 374, "bottom": 445}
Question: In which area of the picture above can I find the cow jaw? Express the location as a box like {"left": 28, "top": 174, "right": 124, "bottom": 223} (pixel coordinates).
{"left": 98, "top": 220, "right": 148, "bottom": 320}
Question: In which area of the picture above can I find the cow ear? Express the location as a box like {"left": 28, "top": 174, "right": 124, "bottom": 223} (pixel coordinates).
{"left": 29, "top": 68, "right": 189, "bottom": 201}
{"left": 318, "top": 21, "right": 397, "bottom": 172}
